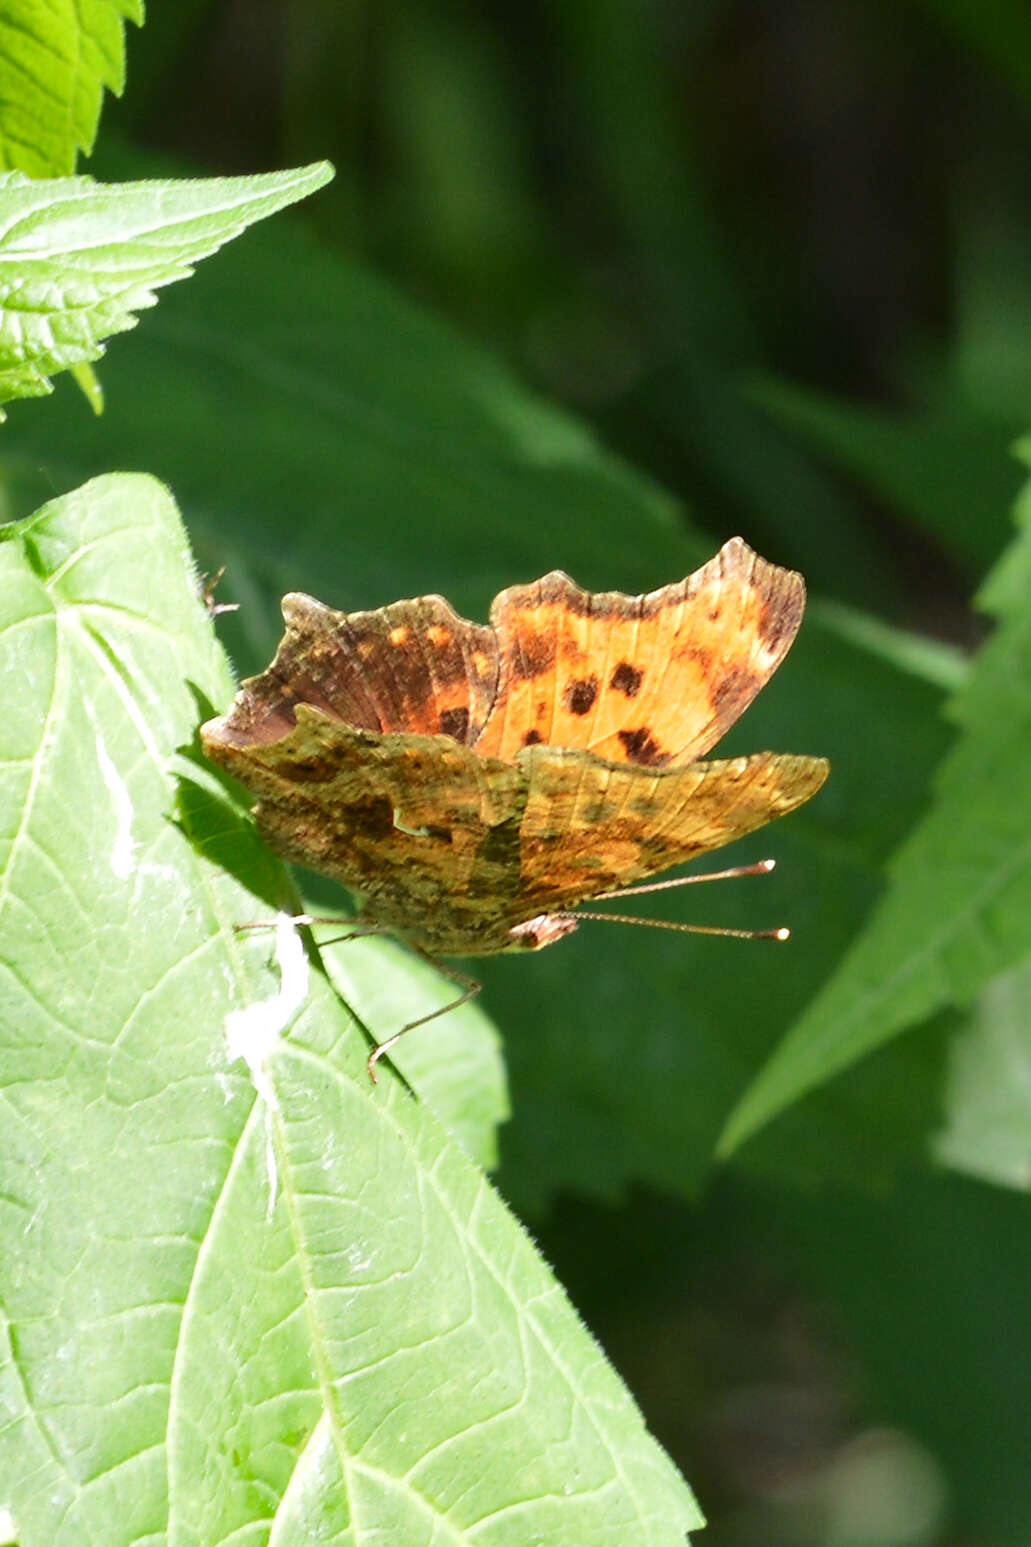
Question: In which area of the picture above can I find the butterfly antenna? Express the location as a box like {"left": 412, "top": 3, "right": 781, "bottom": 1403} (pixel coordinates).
{"left": 579, "top": 857, "right": 788, "bottom": 939}
{"left": 572, "top": 909, "right": 789, "bottom": 941}
{"left": 591, "top": 858, "right": 775, "bottom": 902}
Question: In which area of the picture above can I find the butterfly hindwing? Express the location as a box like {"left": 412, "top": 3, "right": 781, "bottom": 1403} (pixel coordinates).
{"left": 229, "top": 591, "right": 499, "bottom": 747}
{"left": 513, "top": 744, "right": 828, "bottom": 915}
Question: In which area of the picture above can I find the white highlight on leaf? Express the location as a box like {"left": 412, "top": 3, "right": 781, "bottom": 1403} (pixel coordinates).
{"left": 346, "top": 1239, "right": 374, "bottom": 1275}
{"left": 0, "top": 1506, "right": 16, "bottom": 1546}
{"left": 225, "top": 913, "right": 309, "bottom": 1215}
{"left": 225, "top": 912, "right": 308, "bottom": 1108}
{"left": 94, "top": 730, "right": 134, "bottom": 879}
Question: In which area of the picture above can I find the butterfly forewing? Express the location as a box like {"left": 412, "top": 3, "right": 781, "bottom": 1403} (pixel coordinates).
{"left": 473, "top": 539, "right": 805, "bottom": 767}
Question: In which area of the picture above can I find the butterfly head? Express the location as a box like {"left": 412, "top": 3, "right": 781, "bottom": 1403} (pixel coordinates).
{"left": 506, "top": 914, "right": 580, "bottom": 951}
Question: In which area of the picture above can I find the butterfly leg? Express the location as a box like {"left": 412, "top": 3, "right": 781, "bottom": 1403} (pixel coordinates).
{"left": 366, "top": 952, "right": 482, "bottom": 1085}
{"left": 235, "top": 913, "right": 384, "bottom": 948}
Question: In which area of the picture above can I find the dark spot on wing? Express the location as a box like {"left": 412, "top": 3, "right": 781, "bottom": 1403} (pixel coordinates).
{"left": 439, "top": 706, "right": 470, "bottom": 742}
{"left": 564, "top": 675, "right": 599, "bottom": 715}
{"left": 522, "top": 728, "right": 543, "bottom": 746}
{"left": 609, "top": 661, "right": 642, "bottom": 697}
{"left": 476, "top": 814, "right": 522, "bottom": 872}
{"left": 264, "top": 752, "right": 336, "bottom": 783}
{"left": 617, "top": 727, "right": 671, "bottom": 767}
{"left": 510, "top": 629, "right": 556, "bottom": 679}
{"left": 711, "top": 663, "right": 758, "bottom": 709}
{"left": 580, "top": 793, "right": 610, "bottom": 825}
{"left": 637, "top": 833, "right": 677, "bottom": 866}
{"left": 351, "top": 798, "right": 394, "bottom": 840}
{"left": 757, "top": 592, "right": 793, "bottom": 647}
{"left": 432, "top": 650, "right": 471, "bottom": 684}
{"left": 671, "top": 640, "right": 716, "bottom": 675}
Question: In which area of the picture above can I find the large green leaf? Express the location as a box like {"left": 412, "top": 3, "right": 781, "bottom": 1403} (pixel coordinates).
{"left": 0, "top": 206, "right": 956, "bottom": 1203}
{"left": 933, "top": 954, "right": 1031, "bottom": 1190}
{"left": 0, "top": 0, "right": 142, "bottom": 177}
{"left": 719, "top": 447, "right": 1031, "bottom": 1155}
{"left": 0, "top": 476, "right": 701, "bottom": 1545}
{"left": 0, "top": 163, "right": 332, "bottom": 411}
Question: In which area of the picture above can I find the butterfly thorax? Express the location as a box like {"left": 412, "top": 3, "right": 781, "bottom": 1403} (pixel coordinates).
{"left": 358, "top": 897, "right": 581, "bottom": 957}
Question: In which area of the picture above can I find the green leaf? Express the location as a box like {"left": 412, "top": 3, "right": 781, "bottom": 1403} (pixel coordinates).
{"left": 811, "top": 597, "right": 968, "bottom": 695}
{"left": 0, "top": 476, "right": 700, "bottom": 1545}
{"left": 933, "top": 955, "right": 1031, "bottom": 1190}
{"left": 0, "top": 0, "right": 142, "bottom": 176}
{"left": 0, "top": 162, "right": 333, "bottom": 412}
{"left": 718, "top": 446, "right": 1031, "bottom": 1155}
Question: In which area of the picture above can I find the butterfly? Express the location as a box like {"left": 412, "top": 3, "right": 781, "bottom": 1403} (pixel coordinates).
{"left": 202, "top": 537, "right": 827, "bottom": 1076}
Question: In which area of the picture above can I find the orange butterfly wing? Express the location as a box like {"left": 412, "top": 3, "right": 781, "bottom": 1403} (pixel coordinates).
{"left": 473, "top": 537, "right": 804, "bottom": 767}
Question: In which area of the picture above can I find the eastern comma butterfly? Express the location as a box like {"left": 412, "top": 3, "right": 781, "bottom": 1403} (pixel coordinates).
{"left": 202, "top": 538, "right": 828, "bottom": 1076}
